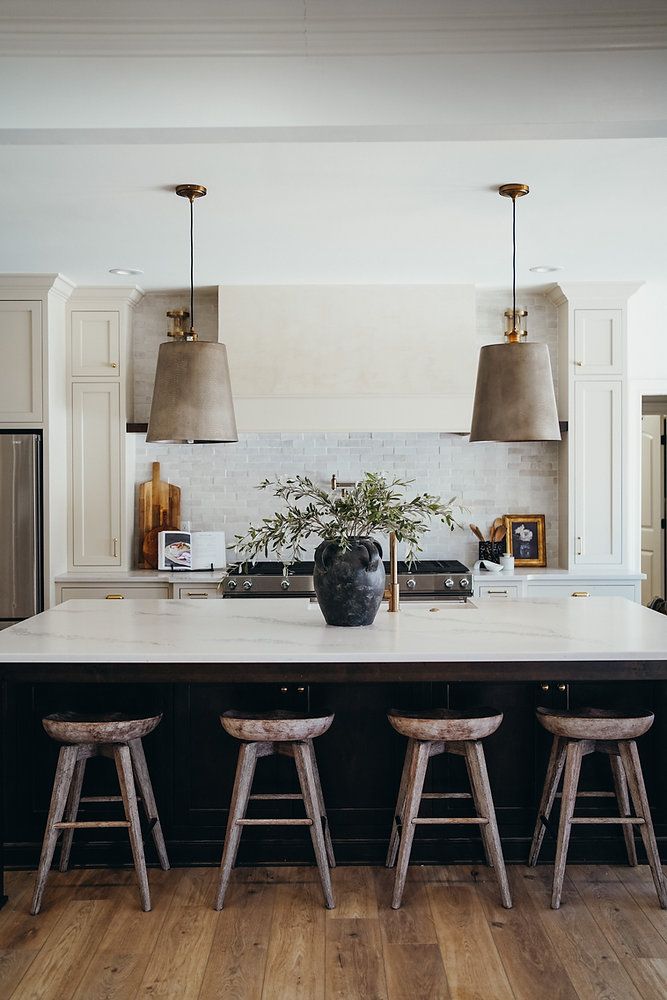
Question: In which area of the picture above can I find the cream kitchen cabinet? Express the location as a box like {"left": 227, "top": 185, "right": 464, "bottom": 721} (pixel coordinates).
{"left": 573, "top": 308, "right": 622, "bottom": 376}
{"left": 58, "top": 584, "right": 170, "bottom": 601}
{"left": 71, "top": 382, "right": 122, "bottom": 566}
{"left": 0, "top": 301, "right": 43, "bottom": 422}
{"left": 66, "top": 288, "right": 142, "bottom": 573}
{"left": 573, "top": 379, "right": 623, "bottom": 566}
{"left": 70, "top": 310, "right": 120, "bottom": 377}
{"left": 176, "top": 585, "right": 223, "bottom": 599}
{"left": 549, "top": 283, "right": 640, "bottom": 574}
{"left": 525, "top": 580, "right": 640, "bottom": 601}
{"left": 475, "top": 581, "right": 525, "bottom": 599}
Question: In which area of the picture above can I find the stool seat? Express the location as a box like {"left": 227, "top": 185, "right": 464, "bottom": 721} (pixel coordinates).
{"left": 536, "top": 706, "right": 654, "bottom": 741}
{"left": 221, "top": 709, "right": 334, "bottom": 743}
{"left": 388, "top": 706, "right": 503, "bottom": 742}
{"left": 42, "top": 712, "right": 162, "bottom": 745}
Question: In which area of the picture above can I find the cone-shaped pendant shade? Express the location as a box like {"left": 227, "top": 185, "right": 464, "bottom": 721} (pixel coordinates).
{"left": 469, "top": 341, "right": 560, "bottom": 442}
{"left": 146, "top": 340, "right": 238, "bottom": 443}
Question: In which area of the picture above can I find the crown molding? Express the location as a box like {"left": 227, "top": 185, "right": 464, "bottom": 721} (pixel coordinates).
{"left": 68, "top": 286, "right": 145, "bottom": 308}
{"left": 547, "top": 281, "right": 644, "bottom": 307}
{"left": 0, "top": 9, "right": 666, "bottom": 56}
{"left": 0, "top": 273, "right": 76, "bottom": 300}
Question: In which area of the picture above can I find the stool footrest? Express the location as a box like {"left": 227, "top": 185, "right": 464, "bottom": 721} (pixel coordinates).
{"left": 569, "top": 816, "right": 645, "bottom": 825}
{"left": 248, "top": 794, "right": 302, "bottom": 801}
{"left": 412, "top": 817, "right": 489, "bottom": 825}
{"left": 555, "top": 790, "right": 615, "bottom": 798}
{"left": 421, "top": 792, "right": 472, "bottom": 800}
{"left": 236, "top": 818, "right": 313, "bottom": 826}
{"left": 54, "top": 821, "right": 131, "bottom": 829}
{"left": 79, "top": 795, "right": 141, "bottom": 804}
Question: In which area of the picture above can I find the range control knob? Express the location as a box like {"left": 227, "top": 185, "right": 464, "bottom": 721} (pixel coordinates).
{"left": 281, "top": 579, "right": 290, "bottom": 590}
{"left": 242, "top": 580, "right": 253, "bottom": 591}
{"left": 226, "top": 579, "right": 237, "bottom": 590}
{"left": 406, "top": 578, "right": 417, "bottom": 589}
{"left": 460, "top": 577, "right": 470, "bottom": 589}
{"left": 444, "top": 577, "right": 455, "bottom": 589}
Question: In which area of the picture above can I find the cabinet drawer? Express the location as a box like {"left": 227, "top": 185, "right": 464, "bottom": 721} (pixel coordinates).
{"left": 526, "top": 583, "right": 638, "bottom": 600}
{"left": 177, "top": 585, "right": 223, "bottom": 600}
{"left": 59, "top": 585, "right": 170, "bottom": 601}
{"left": 476, "top": 582, "right": 523, "bottom": 599}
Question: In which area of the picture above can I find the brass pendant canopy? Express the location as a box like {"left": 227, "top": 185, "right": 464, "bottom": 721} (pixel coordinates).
{"left": 146, "top": 184, "right": 238, "bottom": 444}
{"left": 469, "top": 183, "right": 560, "bottom": 443}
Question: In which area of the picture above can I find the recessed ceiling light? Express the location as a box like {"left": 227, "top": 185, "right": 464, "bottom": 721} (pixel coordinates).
{"left": 108, "top": 266, "right": 143, "bottom": 276}
{"left": 529, "top": 264, "right": 563, "bottom": 273}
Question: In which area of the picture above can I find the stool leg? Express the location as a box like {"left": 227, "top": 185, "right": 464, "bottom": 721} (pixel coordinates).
{"left": 215, "top": 742, "right": 259, "bottom": 911}
{"left": 31, "top": 745, "right": 78, "bottom": 915}
{"left": 294, "top": 742, "right": 335, "bottom": 910}
{"left": 114, "top": 744, "right": 151, "bottom": 912}
{"left": 128, "top": 738, "right": 170, "bottom": 871}
{"left": 465, "top": 741, "right": 512, "bottom": 909}
{"left": 463, "top": 749, "right": 494, "bottom": 869}
{"left": 59, "top": 756, "right": 87, "bottom": 872}
{"left": 529, "top": 735, "right": 566, "bottom": 866}
{"left": 618, "top": 740, "right": 667, "bottom": 909}
{"left": 307, "top": 740, "right": 335, "bottom": 869}
{"left": 610, "top": 752, "right": 638, "bottom": 867}
{"left": 551, "top": 740, "right": 583, "bottom": 909}
{"left": 391, "top": 740, "right": 430, "bottom": 910}
{"left": 386, "top": 738, "right": 416, "bottom": 869}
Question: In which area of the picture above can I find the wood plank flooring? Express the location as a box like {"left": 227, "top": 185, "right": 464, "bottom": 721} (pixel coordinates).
{"left": 1, "top": 864, "right": 666, "bottom": 999}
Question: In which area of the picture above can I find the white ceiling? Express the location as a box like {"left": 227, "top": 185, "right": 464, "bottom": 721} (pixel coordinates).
{"left": 0, "top": 1, "right": 666, "bottom": 290}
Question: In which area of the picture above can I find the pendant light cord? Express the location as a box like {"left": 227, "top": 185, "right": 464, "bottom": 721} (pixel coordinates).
{"left": 189, "top": 195, "right": 195, "bottom": 334}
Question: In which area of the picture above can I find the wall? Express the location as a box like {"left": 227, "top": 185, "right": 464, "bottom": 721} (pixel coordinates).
{"left": 133, "top": 287, "right": 559, "bottom": 567}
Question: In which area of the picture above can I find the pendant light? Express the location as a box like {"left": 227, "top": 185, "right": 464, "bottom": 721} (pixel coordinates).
{"left": 147, "top": 184, "right": 238, "bottom": 444}
{"left": 469, "top": 184, "right": 560, "bottom": 443}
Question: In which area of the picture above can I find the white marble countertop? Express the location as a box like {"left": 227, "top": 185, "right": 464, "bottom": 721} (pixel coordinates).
{"left": 472, "top": 567, "right": 643, "bottom": 581}
{"left": 55, "top": 570, "right": 226, "bottom": 584}
{"left": 0, "top": 597, "right": 665, "bottom": 664}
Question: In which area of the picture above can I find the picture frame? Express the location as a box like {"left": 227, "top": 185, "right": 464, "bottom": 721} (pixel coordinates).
{"left": 504, "top": 514, "right": 547, "bottom": 567}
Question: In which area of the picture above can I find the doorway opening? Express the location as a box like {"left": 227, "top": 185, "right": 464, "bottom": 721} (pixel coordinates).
{"left": 641, "top": 396, "right": 667, "bottom": 605}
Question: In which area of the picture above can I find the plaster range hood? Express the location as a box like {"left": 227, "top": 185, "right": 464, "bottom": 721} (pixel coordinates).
{"left": 217, "top": 284, "right": 478, "bottom": 433}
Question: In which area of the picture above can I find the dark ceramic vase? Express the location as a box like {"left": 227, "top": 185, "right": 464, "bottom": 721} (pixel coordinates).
{"left": 313, "top": 537, "right": 385, "bottom": 627}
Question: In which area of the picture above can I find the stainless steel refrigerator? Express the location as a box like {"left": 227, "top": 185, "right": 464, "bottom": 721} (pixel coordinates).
{"left": 0, "top": 432, "right": 43, "bottom": 628}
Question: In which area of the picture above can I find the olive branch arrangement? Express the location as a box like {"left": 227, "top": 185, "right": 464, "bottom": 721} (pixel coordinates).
{"left": 233, "top": 472, "right": 464, "bottom": 566}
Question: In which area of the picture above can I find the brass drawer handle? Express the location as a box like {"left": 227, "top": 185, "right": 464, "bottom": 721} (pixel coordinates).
{"left": 186, "top": 592, "right": 209, "bottom": 598}
{"left": 105, "top": 594, "right": 124, "bottom": 600}
{"left": 110, "top": 362, "right": 118, "bottom": 368}
{"left": 571, "top": 591, "right": 590, "bottom": 598}
{"left": 112, "top": 537, "right": 118, "bottom": 558}
{"left": 541, "top": 683, "right": 550, "bottom": 692}
{"left": 487, "top": 589, "right": 509, "bottom": 595}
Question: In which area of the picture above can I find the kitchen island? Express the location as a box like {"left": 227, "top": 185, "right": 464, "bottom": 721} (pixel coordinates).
{"left": 0, "top": 597, "right": 666, "bottom": 900}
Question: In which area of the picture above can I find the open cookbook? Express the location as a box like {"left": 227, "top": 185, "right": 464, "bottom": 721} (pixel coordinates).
{"left": 157, "top": 531, "right": 226, "bottom": 571}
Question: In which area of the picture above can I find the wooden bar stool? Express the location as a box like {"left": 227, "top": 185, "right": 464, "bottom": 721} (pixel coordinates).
{"left": 215, "top": 709, "right": 336, "bottom": 910}
{"left": 530, "top": 706, "right": 667, "bottom": 910}
{"left": 386, "top": 706, "right": 512, "bottom": 910}
{"left": 31, "top": 712, "right": 169, "bottom": 915}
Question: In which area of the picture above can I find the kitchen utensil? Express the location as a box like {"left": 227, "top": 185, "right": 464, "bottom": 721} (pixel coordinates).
{"left": 469, "top": 523, "right": 485, "bottom": 542}
{"left": 494, "top": 525, "right": 507, "bottom": 544}
{"left": 138, "top": 462, "right": 181, "bottom": 568}
{"left": 490, "top": 517, "right": 504, "bottom": 542}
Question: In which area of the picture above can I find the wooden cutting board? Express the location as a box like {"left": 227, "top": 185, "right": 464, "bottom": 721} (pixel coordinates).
{"left": 138, "top": 462, "right": 181, "bottom": 568}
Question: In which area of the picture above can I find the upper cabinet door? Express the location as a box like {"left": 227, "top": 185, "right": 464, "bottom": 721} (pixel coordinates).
{"left": 70, "top": 310, "right": 120, "bottom": 377}
{"left": 71, "top": 382, "right": 121, "bottom": 566}
{"left": 573, "top": 308, "right": 622, "bottom": 375}
{"left": 0, "top": 301, "right": 43, "bottom": 422}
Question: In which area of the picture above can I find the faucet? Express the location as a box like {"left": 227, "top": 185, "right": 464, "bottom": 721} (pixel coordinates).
{"left": 387, "top": 530, "right": 400, "bottom": 613}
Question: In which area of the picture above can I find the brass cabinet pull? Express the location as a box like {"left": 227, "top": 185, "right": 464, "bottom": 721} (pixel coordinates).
{"left": 540, "top": 683, "right": 550, "bottom": 692}
{"left": 571, "top": 591, "right": 590, "bottom": 598}
{"left": 487, "top": 589, "right": 508, "bottom": 595}
{"left": 297, "top": 686, "right": 305, "bottom": 693}
{"left": 557, "top": 683, "right": 567, "bottom": 692}
{"left": 576, "top": 536, "right": 582, "bottom": 556}
{"left": 280, "top": 686, "right": 288, "bottom": 693}
{"left": 110, "top": 362, "right": 118, "bottom": 368}
{"left": 575, "top": 360, "right": 583, "bottom": 366}
{"left": 105, "top": 594, "right": 124, "bottom": 600}
{"left": 186, "top": 592, "right": 209, "bottom": 598}
{"left": 112, "top": 537, "right": 118, "bottom": 558}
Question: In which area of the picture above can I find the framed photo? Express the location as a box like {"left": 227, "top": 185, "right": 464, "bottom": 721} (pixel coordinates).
{"left": 504, "top": 514, "right": 546, "bottom": 567}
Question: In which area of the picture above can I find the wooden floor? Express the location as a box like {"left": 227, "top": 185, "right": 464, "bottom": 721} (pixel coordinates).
{"left": 1, "top": 863, "right": 667, "bottom": 999}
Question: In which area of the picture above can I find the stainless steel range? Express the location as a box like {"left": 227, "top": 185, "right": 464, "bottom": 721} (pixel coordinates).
{"left": 222, "top": 559, "right": 471, "bottom": 601}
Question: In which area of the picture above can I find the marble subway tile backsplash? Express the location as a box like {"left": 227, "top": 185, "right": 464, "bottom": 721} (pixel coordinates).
{"left": 135, "top": 433, "right": 559, "bottom": 567}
